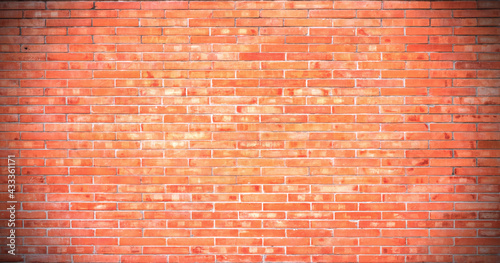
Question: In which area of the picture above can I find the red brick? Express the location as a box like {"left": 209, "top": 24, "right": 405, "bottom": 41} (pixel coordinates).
{"left": 0, "top": 1, "right": 498, "bottom": 261}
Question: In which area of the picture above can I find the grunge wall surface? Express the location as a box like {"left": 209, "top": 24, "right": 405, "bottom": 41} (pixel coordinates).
{"left": 0, "top": 1, "right": 499, "bottom": 262}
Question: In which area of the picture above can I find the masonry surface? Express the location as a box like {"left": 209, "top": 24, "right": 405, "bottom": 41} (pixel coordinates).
{"left": 0, "top": 1, "right": 499, "bottom": 262}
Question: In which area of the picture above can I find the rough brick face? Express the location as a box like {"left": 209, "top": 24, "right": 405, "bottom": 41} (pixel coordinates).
{"left": 1, "top": 1, "right": 499, "bottom": 262}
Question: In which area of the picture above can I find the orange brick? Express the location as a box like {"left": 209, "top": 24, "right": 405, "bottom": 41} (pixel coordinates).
{"left": 1, "top": 1, "right": 498, "bottom": 261}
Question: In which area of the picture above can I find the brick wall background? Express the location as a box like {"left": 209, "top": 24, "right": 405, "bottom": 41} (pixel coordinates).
{"left": 0, "top": 1, "right": 499, "bottom": 262}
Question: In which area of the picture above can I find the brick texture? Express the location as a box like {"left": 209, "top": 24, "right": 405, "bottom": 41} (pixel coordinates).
{"left": 1, "top": 1, "right": 500, "bottom": 262}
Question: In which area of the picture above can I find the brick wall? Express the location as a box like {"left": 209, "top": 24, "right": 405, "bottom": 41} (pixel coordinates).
{"left": 1, "top": 1, "right": 499, "bottom": 262}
